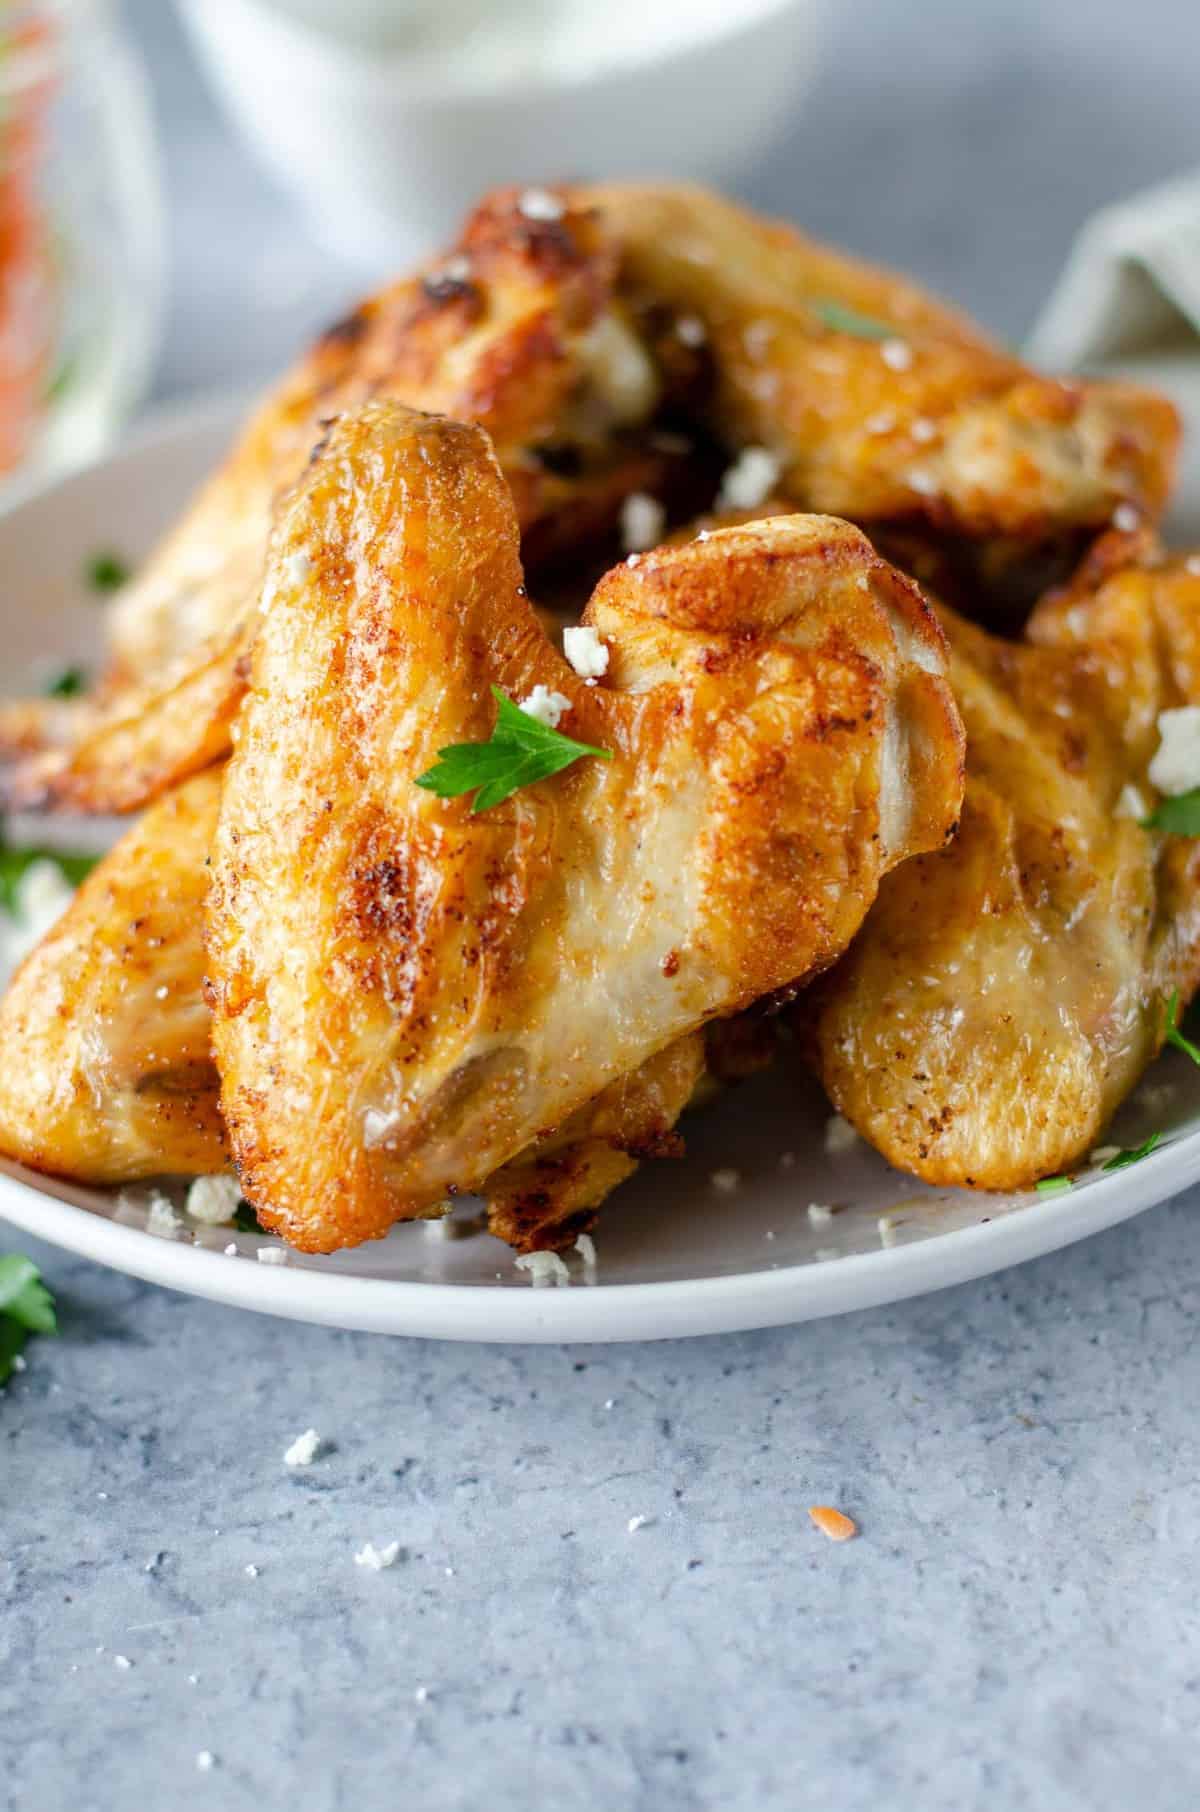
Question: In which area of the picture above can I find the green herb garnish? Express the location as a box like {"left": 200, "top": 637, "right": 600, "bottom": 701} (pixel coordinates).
{"left": 0, "top": 837, "right": 96, "bottom": 916}
{"left": 232, "top": 1201, "right": 263, "bottom": 1233}
{"left": 415, "top": 685, "right": 611, "bottom": 814}
{"left": 1164, "top": 989, "right": 1200, "bottom": 1066}
{"left": 0, "top": 1254, "right": 56, "bottom": 1383}
{"left": 1142, "top": 788, "right": 1200, "bottom": 835}
{"left": 86, "top": 551, "right": 130, "bottom": 593}
{"left": 44, "top": 664, "right": 87, "bottom": 699}
{"left": 810, "top": 299, "right": 895, "bottom": 341}
{"left": 1034, "top": 1175, "right": 1073, "bottom": 1194}
{"left": 1102, "top": 1132, "right": 1162, "bottom": 1171}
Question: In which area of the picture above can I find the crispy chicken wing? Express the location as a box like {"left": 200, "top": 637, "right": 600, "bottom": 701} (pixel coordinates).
{"left": 205, "top": 400, "right": 963, "bottom": 1252}
{"left": 806, "top": 546, "right": 1200, "bottom": 1188}
{"left": 0, "top": 186, "right": 678, "bottom": 812}
{"left": 597, "top": 183, "right": 1178, "bottom": 588}
{"left": 0, "top": 769, "right": 226, "bottom": 1183}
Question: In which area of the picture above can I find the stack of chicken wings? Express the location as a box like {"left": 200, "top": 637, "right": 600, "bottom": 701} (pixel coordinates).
{"left": 0, "top": 183, "right": 1195, "bottom": 1256}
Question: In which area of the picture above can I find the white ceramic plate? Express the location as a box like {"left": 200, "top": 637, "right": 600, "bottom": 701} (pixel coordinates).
{"left": 2, "top": 395, "right": 1199, "bottom": 1343}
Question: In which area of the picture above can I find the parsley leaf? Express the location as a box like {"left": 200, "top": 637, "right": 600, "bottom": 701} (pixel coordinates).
{"left": 1102, "top": 1132, "right": 1162, "bottom": 1171}
{"left": 1142, "top": 788, "right": 1200, "bottom": 835}
{"left": 0, "top": 836, "right": 96, "bottom": 916}
{"left": 1164, "top": 989, "right": 1200, "bottom": 1066}
{"left": 44, "top": 664, "right": 87, "bottom": 699}
{"left": 86, "top": 551, "right": 130, "bottom": 593}
{"left": 1035, "top": 1175, "right": 1073, "bottom": 1194}
{"left": 810, "top": 299, "right": 895, "bottom": 341}
{"left": 0, "top": 1253, "right": 57, "bottom": 1382}
{"left": 232, "top": 1201, "right": 263, "bottom": 1233}
{"left": 415, "top": 686, "right": 611, "bottom": 814}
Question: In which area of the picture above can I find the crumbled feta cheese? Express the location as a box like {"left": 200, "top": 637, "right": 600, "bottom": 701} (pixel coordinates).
{"left": 717, "top": 446, "right": 780, "bottom": 511}
{"left": 185, "top": 1173, "right": 242, "bottom": 1226}
{"left": 1149, "top": 707, "right": 1200, "bottom": 796}
{"left": 1115, "top": 783, "right": 1149, "bottom": 821}
{"left": 626, "top": 1514, "right": 654, "bottom": 1533}
{"left": 877, "top": 1214, "right": 900, "bottom": 1248}
{"left": 414, "top": 1685, "right": 431, "bottom": 1704}
{"left": 244, "top": 1564, "right": 259, "bottom": 1579}
{"left": 518, "top": 685, "right": 571, "bottom": 729}
{"left": 518, "top": 186, "right": 565, "bottom": 221}
{"left": 355, "top": 1540, "right": 401, "bottom": 1571}
{"left": 1112, "top": 503, "right": 1140, "bottom": 533}
{"left": 223, "top": 1243, "right": 238, "bottom": 1257}
{"left": 145, "top": 1193, "right": 184, "bottom": 1240}
{"left": 574, "top": 1233, "right": 597, "bottom": 1268}
{"left": 155, "top": 983, "right": 169, "bottom": 1000}
{"left": 284, "top": 549, "right": 311, "bottom": 585}
{"left": 514, "top": 1250, "right": 571, "bottom": 1288}
{"left": 114, "top": 1654, "right": 132, "bottom": 1671}
{"left": 604, "top": 1397, "right": 616, "bottom": 1409}
{"left": 362, "top": 1106, "right": 400, "bottom": 1149}
{"left": 256, "top": 1246, "right": 289, "bottom": 1266}
{"left": 675, "top": 314, "right": 707, "bottom": 347}
{"left": 620, "top": 492, "right": 665, "bottom": 554}
{"left": 195, "top": 1751, "right": 216, "bottom": 1772}
{"left": 880, "top": 338, "right": 913, "bottom": 371}
{"left": 710, "top": 1168, "right": 741, "bottom": 1194}
{"left": 823, "top": 1114, "right": 860, "bottom": 1157}
{"left": 284, "top": 1428, "right": 322, "bottom": 1468}
{"left": 1090, "top": 1145, "right": 1121, "bottom": 1165}
{"left": 807, "top": 1202, "right": 834, "bottom": 1226}
{"left": 563, "top": 624, "right": 609, "bottom": 680}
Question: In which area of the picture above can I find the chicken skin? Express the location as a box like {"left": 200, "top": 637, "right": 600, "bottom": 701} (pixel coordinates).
{"left": 806, "top": 543, "right": 1200, "bottom": 1189}
{"left": 0, "top": 769, "right": 226, "bottom": 1183}
{"left": 2, "top": 183, "right": 1174, "bottom": 818}
{"left": 205, "top": 401, "right": 964, "bottom": 1253}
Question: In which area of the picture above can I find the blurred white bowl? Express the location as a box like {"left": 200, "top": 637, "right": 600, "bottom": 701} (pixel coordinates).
{"left": 177, "top": 0, "right": 826, "bottom": 263}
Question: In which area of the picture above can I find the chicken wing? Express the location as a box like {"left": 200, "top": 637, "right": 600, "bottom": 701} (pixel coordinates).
{"left": 806, "top": 545, "right": 1200, "bottom": 1188}
{"left": 596, "top": 183, "right": 1178, "bottom": 585}
{"left": 0, "top": 186, "right": 680, "bottom": 811}
{"left": 0, "top": 768, "right": 226, "bottom": 1183}
{"left": 205, "top": 399, "right": 964, "bottom": 1252}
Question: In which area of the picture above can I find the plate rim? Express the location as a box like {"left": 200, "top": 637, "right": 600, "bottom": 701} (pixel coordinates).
{"left": 2, "top": 393, "right": 1198, "bottom": 1343}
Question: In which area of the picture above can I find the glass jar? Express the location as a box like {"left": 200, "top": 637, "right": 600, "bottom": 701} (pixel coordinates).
{"left": 0, "top": 0, "right": 164, "bottom": 498}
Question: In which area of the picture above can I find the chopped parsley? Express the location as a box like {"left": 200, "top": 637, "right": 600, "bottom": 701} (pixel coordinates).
{"left": 0, "top": 836, "right": 96, "bottom": 915}
{"left": 1142, "top": 788, "right": 1200, "bottom": 835}
{"left": 1164, "top": 989, "right": 1200, "bottom": 1067}
{"left": 1034, "top": 1175, "right": 1073, "bottom": 1194}
{"left": 232, "top": 1201, "right": 263, "bottom": 1233}
{"left": 86, "top": 551, "right": 130, "bottom": 593}
{"left": 0, "top": 1253, "right": 56, "bottom": 1383}
{"left": 1102, "top": 1132, "right": 1162, "bottom": 1171}
{"left": 810, "top": 299, "right": 895, "bottom": 341}
{"left": 415, "top": 685, "right": 611, "bottom": 814}
{"left": 44, "top": 664, "right": 87, "bottom": 699}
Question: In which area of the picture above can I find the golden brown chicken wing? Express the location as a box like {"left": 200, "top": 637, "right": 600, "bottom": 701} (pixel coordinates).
{"left": 598, "top": 182, "right": 1178, "bottom": 565}
{"left": 0, "top": 769, "right": 226, "bottom": 1183}
{"left": 205, "top": 400, "right": 964, "bottom": 1253}
{"left": 0, "top": 185, "right": 680, "bottom": 812}
{"left": 806, "top": 544, "right": 1200, "bottom": 1189}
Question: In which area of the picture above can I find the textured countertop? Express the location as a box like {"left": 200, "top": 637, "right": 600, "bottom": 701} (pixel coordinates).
{"left": 6, "top": 2, "right": 1200, "bottom": 1807}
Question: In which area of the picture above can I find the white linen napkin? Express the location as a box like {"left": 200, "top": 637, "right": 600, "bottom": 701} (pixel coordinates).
{"left": 1029, "top": 170, "right": 1200, "bottom": 538}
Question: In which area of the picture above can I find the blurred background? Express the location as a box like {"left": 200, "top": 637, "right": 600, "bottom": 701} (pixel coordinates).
{"left": 5, "top": 0, "right": 1200, "bottom": 491}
